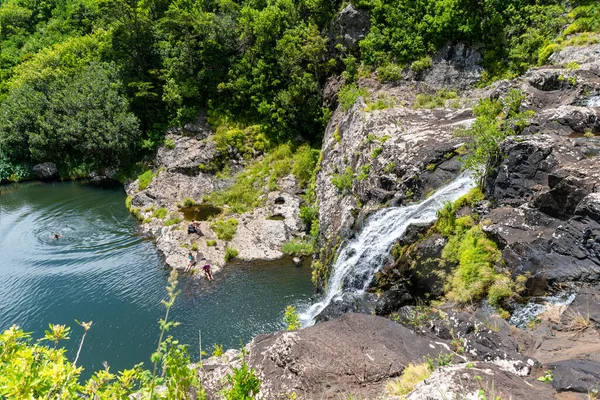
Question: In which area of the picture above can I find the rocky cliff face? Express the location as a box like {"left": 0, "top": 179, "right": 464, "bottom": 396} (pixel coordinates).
{"left": 128, "top": 41, "right": 600, "bottom": 399}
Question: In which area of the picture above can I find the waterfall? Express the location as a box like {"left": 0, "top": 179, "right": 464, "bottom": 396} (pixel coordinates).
{"left": 588, "top": 96, "right": 600, "bottom": 107}
{"left": 300, "top": 173, "right": 476, "bottom": 326}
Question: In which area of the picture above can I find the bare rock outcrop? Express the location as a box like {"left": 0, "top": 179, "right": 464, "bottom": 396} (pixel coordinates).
{"left": 125, "top": 131, "right": 304, "bottom": 274}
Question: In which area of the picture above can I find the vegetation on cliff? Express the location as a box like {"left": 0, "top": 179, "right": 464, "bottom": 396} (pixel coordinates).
{"left": 1, "top": 0, "right": 598, "bottom": 182}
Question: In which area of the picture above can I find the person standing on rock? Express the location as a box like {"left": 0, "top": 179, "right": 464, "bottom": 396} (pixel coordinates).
{"left": 185, "top": 251, "right": 196, "bottom": 273}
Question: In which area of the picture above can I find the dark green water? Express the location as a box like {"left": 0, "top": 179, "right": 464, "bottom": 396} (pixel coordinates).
{"left": 0, "top": 181, "right": 313, "bottom": 378}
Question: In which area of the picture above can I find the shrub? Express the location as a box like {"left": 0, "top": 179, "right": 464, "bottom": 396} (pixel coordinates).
{"left": 383, "top": 162, "right": 396, "bottom": 173}
{"left": 224, "top": 246, "right": 239, "bottom": 261}
{"left": 299, "top": 205, "right": 318, "bottom": 228}
{"left": 331, "top": 167, "right": 353, "bottom": 193}
{"left": 206, "top": 239, "right": 217, "bottom": 246}
{"left": 333, "top": 127, "right": 341, "bottom": 143}
{"left": 137, "top": 170, "right": 154, "bottom": 190}
{"left": 164, "top": 138, "right": 176, "bottom": 149}
{"left": 183, "top": 197, "right": 196, "bottom": 207}
{"left": 426, "top": 163, "right": 436, "bottom": 171}
{"left": 210, "top": 218, "right": 239, "bottom": 241}
{"left": 164, "top": 217, "right": 182, "bottom": 226}
{"left": 284, "top": 305, "right": 301, "bottom": 330}
{"left": 212, "top": 344, "right": 224, "bottom": 357}
{"left": 191, "top": 242, "right": 199, "bottom": 251}
{"left": 414, "top": 90, "right": 458, "bottom": 109}
{"left": 454, "top": 89, "right": 533, "bottom": 187}
{"left": 338, "top": 84, "right": 370, "bottom": 111}
{"left": 377, "top": 63, "right": 403, "bottom": 82}
{"left": 410, "top": 56, "right": 432, "bottom": 73}
{"left": 386, "top": 362, "right": 432, "bottom": 396}
{"left": 371, "top": 147, "right": 383, "bottom": 158}
{"left": 125, "top": 195, "right": 133, "bottom": 210}
{"left": 220, "top": 352, "right": 261, "bottom": 399}
{"left": 292, "top": 146, "right": 320, "bottom": 188}
{"left": 153, "top": 207, "right": 168, "bottom": 219}
{"left": 282, "top": 238, "right": 315, "bottom": 256}
{"left": 356, "top": 165, "right": 370, "bottom": 181}
{"left": 365, "top": 97, "right": 394, "bottom": 112}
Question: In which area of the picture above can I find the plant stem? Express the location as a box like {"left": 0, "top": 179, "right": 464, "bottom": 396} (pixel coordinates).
{"left": 150, "top": 303, "right": 171, "bottom": 399}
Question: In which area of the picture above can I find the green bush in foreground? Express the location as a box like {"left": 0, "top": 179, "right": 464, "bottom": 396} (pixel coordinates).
{"left": 206, "top": 240, "right": 217, "bottom": 247}
{"left": 0, "top": 271, "right": 262, "bottom": 399}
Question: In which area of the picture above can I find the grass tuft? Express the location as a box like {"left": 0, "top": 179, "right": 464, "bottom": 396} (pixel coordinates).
{"left": 385, "top": 362, "right": 432, "bottom": 396}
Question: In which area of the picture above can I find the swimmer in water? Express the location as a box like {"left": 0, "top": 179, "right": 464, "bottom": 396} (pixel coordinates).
{"left": 51, "top": 233, "right": 62, "bottom": 240}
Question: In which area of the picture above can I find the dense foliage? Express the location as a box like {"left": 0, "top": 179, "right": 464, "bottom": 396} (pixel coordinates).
{"left": 1, "top": 0, "right": 597, "bottom": 180}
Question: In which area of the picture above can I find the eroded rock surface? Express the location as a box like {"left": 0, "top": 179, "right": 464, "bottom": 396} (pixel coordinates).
{"left": 124, "top": 131, "right": 304, "bottom": 274}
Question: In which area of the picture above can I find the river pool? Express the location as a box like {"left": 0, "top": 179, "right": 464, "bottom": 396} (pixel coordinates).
{"left": 0, "top": 181, "right": 313, "bottom": 378}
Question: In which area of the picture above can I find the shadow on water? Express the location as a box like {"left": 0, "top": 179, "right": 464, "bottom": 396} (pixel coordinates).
{"left": 0, "top": 181, "right": 313, "bottom": 379}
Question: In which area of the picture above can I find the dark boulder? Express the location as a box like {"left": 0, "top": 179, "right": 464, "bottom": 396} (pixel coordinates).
{"left": 248, "top": 313, "right": 453, "bottom": 399}
{"left": 327, "top": 5, "right": 370, "bottom": 55}
{"left": 375, "top": 282, "right": 413, "bottom": 315}
{"left": 549, "top": 359, "right": 600, "bottom": 393}
{"left": 32, "top": 162, "right": 58, "bottom": 180}
{"left": 567, "top": 285, "right": 600, "bottom": 330}
{"left": 421, "top": 42, "right": 484, "bottom": 89}
{"left": 315, "top": 292, "right": 376, "bottom": 323}
{"left": 486, "top": 135, "right": 600, "bottom": 293}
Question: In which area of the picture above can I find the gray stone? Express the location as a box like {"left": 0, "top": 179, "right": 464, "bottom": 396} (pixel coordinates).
{"left": 32, "top": 162, "right": 58, "bottom": 180}
{"left": 421, "top": 42, "right": 484, "bottom": 89}
{"left": 328, "top": 5, "right": 370, "bottom": 55}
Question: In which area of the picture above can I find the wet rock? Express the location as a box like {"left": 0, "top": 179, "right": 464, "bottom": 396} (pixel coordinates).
{"left": 375, "top": 283, "right": 413, "bottom": 315}
{"left": 247, "top": 313, "right": 453, "bottom": 399}
{"left": 485, "top": 134, "right": 600, "bottom": 293}
{"left": 549, "top": 359, "right": 600, "bottom": 393}
{"left": 314, "top": 293, "right": 376, "bottom": 323}
{"left": 32, "top": 162, "right": 58, "bottom": 180}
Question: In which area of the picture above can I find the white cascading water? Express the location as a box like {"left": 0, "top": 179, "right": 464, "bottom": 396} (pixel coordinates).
{"left": 300, "top": 172, "right": 476, "bottom": 326}
{"left": 588, "top": 96, "right": 600, "bottom": 107}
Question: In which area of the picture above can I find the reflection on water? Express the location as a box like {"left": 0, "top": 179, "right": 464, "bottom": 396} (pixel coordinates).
{"left": 0, "top": 181, "right": 313, "bottom": 378}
